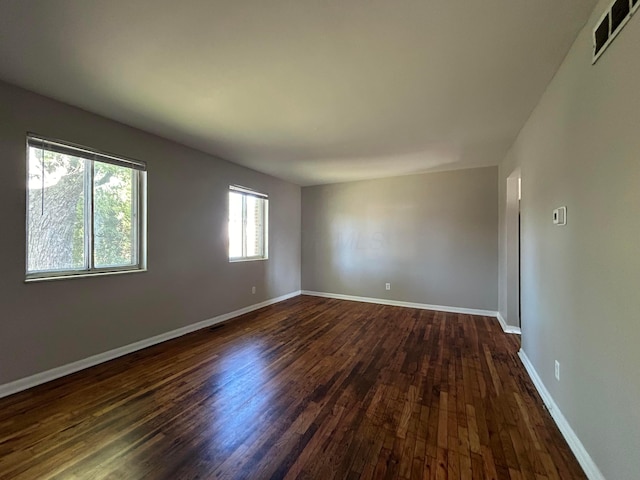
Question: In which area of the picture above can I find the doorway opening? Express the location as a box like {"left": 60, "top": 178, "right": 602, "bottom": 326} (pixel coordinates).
{"left": 505, "top": 169, "right": 522, "bottom": 332}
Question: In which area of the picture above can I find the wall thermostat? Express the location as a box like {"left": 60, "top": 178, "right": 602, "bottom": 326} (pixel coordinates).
{"left": 553, "top": 206, "right": 567, "bottom": 226}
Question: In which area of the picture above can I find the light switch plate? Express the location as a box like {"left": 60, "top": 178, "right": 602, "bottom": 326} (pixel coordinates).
{"left": 553, "top": 206, "right": 567, "bottom": 226}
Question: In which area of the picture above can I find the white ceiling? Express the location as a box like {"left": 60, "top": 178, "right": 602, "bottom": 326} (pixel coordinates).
{"left": 0, "top": 0, "right": 597, "bottom": 185}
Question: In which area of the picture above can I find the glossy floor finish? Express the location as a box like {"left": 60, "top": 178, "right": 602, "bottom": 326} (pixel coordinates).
{"left": 0, "top": 296, "right": 586, "bottom": 479}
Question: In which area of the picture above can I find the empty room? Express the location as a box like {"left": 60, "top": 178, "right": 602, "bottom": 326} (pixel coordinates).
{"left": 0, "top": 0, "right": 638, "bottom": 479}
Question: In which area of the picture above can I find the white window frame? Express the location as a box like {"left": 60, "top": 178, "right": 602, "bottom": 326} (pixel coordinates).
{"left": 228, "top": 185, "right": 268, "bottom": 262}
{"left": 25, "top": 134, "right": 147, "bottom": 281}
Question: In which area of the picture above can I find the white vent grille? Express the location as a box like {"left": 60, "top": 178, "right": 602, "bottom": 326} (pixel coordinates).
{"left": 593, "top": 0, "right": 639, "bottom": 63}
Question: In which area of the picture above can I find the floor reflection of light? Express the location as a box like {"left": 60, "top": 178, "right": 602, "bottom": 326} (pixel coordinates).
{"left": 210, "top": 342, "right": 271, "bottom": 454}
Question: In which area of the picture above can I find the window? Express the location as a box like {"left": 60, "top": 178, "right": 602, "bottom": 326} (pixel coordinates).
{"left": 26, "top": 135, "right": 146, "bottom": 280}
{"left": 228, "top": 185, "right": 268, "bottom": 261}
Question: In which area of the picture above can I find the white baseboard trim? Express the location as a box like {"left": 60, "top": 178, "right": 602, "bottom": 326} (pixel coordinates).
{"left": 518, "top": 349, "right": 605, "bottom": 480}
{"left": 497, "top": 311, "right": 521, "bottom": 335}
{"left": 0, "top": 290, "right": 302, "bottom": 400}
{"left": 302, "top": 290, "right": 497, "bottom": 317}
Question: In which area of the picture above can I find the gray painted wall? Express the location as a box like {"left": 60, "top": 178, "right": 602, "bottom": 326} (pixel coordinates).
{"left": 302, "top": 167, "right": 498, "bottom": 311}
{"left": 0, "top": 81, "right": 301, "bottom": 386}
{"left": 498, "top": 1, "right": 640, "bottom": 477}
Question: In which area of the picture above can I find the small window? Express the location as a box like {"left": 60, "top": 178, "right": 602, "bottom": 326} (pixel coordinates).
{"left": 228, "top": 185, "right": 268, "bottom": 261}
{"left": 26, "top": 135, "right": 146, "bottom": 280}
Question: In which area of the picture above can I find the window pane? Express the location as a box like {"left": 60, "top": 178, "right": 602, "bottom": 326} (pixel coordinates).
{"left": 27, "top": 146, "right": 86, "bottom": 272}
{"left": 229, "top": 192, "right": 243, "bottom": 258}
{"left": 94, "top": 161, "right": 137, "bottom": 268}
{"left": 246, "top": 196, "right": 264, "bottom": 257}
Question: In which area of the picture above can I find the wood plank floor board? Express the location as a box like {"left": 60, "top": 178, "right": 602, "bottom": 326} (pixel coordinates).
{"left": 0, "top": 295, "right": 587, "bottom": 479}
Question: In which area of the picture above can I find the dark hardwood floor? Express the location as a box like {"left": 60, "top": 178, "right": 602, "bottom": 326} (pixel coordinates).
{"left": 0, "top": 295, "right": 586, "bottom": 479}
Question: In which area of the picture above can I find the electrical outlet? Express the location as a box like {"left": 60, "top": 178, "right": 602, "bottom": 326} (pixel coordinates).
{"left": 251, "top": 286, "right": 256, "bottom": 294}
{"left": 385, "top": 283, "right": 391, "bottom": 291}
{"left": 555, "top": 360, "right": 560, "bottom": 381}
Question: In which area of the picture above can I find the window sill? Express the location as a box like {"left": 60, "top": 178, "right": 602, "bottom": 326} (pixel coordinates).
{"left": 25, "top": 268, "right": 148, "bottom": 283}
{"left": 229, "top": 257, "right": 268, "bottom": 263}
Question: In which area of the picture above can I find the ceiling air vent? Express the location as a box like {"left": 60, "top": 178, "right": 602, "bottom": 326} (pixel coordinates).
{"left": 593, "top": 0, "right": 639, "bottom": 63}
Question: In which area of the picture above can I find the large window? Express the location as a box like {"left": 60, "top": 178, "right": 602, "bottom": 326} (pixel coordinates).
{"left": 228, "top": 185, "right": 268, "bottom": 261}
{"left": 26, "top": 135, "right": 146, "bottom": 280}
